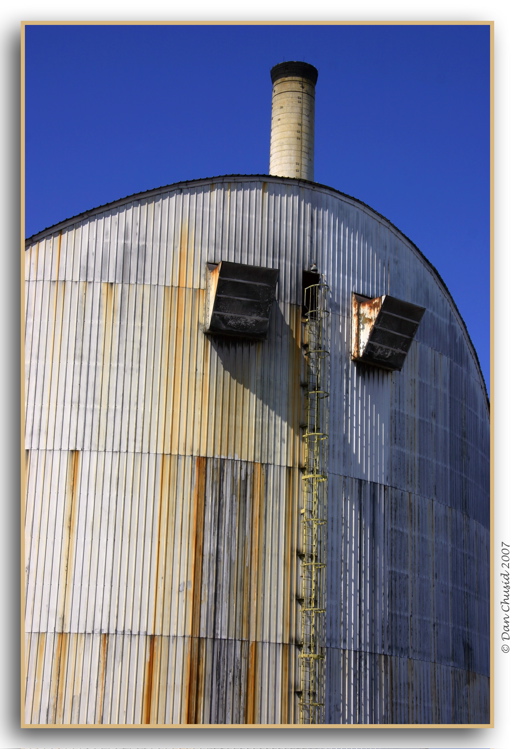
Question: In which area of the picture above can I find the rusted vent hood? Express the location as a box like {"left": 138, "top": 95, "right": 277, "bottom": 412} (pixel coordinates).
{"left": 352, "top": 293, "right": 425, "bottom": 371}
{"left": 205, "top": 261, "right": 279, "bottom": 340}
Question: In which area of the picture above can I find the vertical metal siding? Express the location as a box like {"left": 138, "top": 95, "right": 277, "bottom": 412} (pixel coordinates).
{"left": 25, "top": 176, "right": 489, "bottom": 725}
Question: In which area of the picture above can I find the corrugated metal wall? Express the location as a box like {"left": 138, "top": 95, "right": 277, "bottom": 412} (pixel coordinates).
{"left": 24, "top": 176, "right": 489, "bottom": 725}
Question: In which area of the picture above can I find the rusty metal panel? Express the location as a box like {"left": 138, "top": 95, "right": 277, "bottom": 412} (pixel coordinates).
{"left": 23, "top": 633, "right": 299, "bottom": 725}
{"left": 25, "top": 176, "right": 489, "bottom": 725}
{"left": 24, "top": 278, "right": 304, "bottom": 465}
{"left": 24, "top": 454, "right": 301, "bottom": 640}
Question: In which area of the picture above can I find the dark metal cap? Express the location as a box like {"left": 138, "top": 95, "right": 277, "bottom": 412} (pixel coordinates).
{"left": 270, "top": 61, "right": 318, "bottom": 85}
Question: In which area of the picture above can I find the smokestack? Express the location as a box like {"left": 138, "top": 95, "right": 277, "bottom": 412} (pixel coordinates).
{"left": 269, "top": 61, "right": 318, "bottom": 181}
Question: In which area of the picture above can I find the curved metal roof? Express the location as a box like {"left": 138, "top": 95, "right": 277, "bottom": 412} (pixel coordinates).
{"left": 24, "top": 173, "right": 489, "bottom": 402}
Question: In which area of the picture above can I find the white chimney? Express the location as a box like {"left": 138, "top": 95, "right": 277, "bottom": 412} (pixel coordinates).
{"left": 269, "top": 61, "right": 318, "bottom": 181}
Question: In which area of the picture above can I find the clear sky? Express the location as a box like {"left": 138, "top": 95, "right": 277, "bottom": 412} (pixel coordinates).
{"left": 24, "top": 22, "right": 491, "bottom": 390}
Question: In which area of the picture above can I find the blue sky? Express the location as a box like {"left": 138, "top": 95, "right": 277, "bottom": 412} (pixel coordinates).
{"left": 24, "top": 22, "right": 491, "bottom": 389}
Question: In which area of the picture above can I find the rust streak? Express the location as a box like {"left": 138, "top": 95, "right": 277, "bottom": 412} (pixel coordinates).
{"left": 197, "top": 637, "right": 206, "bottom": 723}
{"left": 63, "top": 632, "right": 78, "bottom": 724}
{"left": 171, "top": 288, "right": 186, "bottom": 455}
{"left": 32, "top": 633, "right": 46, "bottom": 722}
{"left": 160, "top": 284, "right": 173, "bottom": 454}
{"left": 62, "top": 451, "right": 80, "bottom": 629}
{"left": 242, "top": 583, "right": 251, "bottom": 645}
{"left": 241, "top": 471, "right": 251, "bottom": 642}
{"left": 183, "top": 636, "right": 192, "bottom": 723}
{"left": 191, "top": 457, "right": 206, "bottom": 638}
{"left": 161, "top": 457, "right": 177, "bottom": 636}
{"left": 152, "top": 455, "right": 168, "bottom": 636}
{"left": 245, "top": 640, "right": 257, "bottom": 724}
{"left": 200, "top": 336, "right": 209, "bottom": 456}
{"left": 103, "top": 281, "right": 115, "bottom": 324}
{"left": 54, "top": 450, "right": 81, "bottom": 633}
{"left": 150, "top": 635, "right": 162, "bottom": 724}
{"left": 55, "top": 632, "right": 69, "bottom": 723}
{"left": 186, "top": 637, "right": 199, "bottom": 724}
{"left": 142, "top": 635, "right": 155, "bottom": 724}
{"left": 95, "top": 633, "right": 108, "bottom": 723}
{"left": 49, "top": 632, "right": 64, "bottom": 723}
{"left": 256, "top": 464, "right": 266, "bottom": 644}
{"left": 246, "top": 463, "right": 265, "bottom": 723}
{"left": 44, "top": 279, "right": 60, "bottom": 441}
{"left": 187, "top": 457, "right": 206, "bottom": 723}
{"left": 249, "top": 464, "right": 263, "bottom": 642}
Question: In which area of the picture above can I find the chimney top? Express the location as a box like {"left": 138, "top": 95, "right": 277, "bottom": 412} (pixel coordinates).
{"left": 270, "top": 61, "right": 318, "bottom": 85}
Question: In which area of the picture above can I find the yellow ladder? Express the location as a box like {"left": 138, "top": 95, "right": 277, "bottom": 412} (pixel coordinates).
{"left": 299, "top": 281, "right": 329, "bottom": 724}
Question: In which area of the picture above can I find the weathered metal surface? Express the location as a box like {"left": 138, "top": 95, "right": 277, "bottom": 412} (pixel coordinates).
{"left": 24, "top": 631, "right": 298, "bottom": 724}
{"left": 24, "top": 176, "right": 489, "bottom": 725}
{"left": 25, "top": 454, "right": 300, "bottom": 641}
{"left": 325, "top": 475, "right": 489, "bottom": 723}
{"left": 25, "top": 456, "right": 300, "bottom": 724}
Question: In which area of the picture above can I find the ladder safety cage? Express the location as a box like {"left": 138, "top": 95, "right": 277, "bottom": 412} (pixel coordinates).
{"left": 298, "top": 279, "right": 330, "bottom": 725}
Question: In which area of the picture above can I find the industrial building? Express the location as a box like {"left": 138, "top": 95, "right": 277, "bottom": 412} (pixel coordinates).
{"left": 24, "top": 61, "right": 490, "bottom": 725}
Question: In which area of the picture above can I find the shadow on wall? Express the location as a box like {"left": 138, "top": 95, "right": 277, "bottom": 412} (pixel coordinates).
{"left": 206, "top": 301, "right": 304, "bottom": 458}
